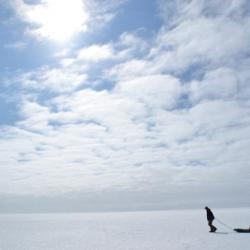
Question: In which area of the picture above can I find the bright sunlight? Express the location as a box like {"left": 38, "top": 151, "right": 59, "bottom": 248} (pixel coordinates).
{"left": 28, "top": 0, "right": 88, "bottom": 41}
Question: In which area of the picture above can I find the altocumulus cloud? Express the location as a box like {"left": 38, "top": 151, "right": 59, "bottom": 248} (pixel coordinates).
{"left": 0, "top": 0, "right": 250, "bottom": 211}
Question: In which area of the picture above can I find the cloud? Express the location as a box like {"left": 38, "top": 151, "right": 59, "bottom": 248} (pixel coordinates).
{"left": 17, "top": 100, "right": 52, "bottom": 132}
{"left": 107, "top": 59, "right": 151, "bottom": 81}
{"left": 84, "top": 0, "right": 129, "bottom": 29}
{"left": 153, "top": 0, "right": 250, "bottom": 74}
{"left": 75, "top": 34, "right": 148, "bottom": 63}
{"left": 157, "top": 0, "right": 250, "bottom": 25}
{"left": 118, "top": 31, "right": 149, "bottom": 54}
{"left": 189, "top": 67, "right": 238, "bottom": 103}
{"left": 77, "top": 44, "right": 114, "bottom": 62}
{"left": 12, "top": 67, "right": 87, "bottom": 93}
{"left": 115, "top": 74, "right": 183, "bottom": 109}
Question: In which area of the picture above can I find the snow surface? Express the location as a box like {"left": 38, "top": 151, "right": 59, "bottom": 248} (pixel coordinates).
{"left": 0, "top": 208, "right": 249, "bottom": 250}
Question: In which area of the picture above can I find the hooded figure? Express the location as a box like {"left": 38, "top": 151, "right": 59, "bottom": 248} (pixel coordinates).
{"left": 205, "top": 207, "right": 217, "bottom": 232}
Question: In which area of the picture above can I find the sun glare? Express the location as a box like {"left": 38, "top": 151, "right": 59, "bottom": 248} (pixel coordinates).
{"left": 31, "top": 0, "right": 88, "bottom": 41}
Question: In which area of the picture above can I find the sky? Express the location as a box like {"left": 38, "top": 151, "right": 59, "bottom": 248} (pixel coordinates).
{"left": 0, "top": 0, "right": 250, "bottom": 213}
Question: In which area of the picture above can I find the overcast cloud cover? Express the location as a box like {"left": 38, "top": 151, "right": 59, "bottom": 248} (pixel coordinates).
{"left": 0, "top": 0, "right": 250, "bottom": 212}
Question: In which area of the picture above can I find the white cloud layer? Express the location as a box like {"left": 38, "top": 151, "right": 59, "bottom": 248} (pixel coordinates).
{"left": 1, "top": 0, "right": 250, "bottom": 210}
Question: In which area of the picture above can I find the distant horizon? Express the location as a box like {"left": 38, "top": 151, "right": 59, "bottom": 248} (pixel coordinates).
{"left": 1, "top": 206, "right": 250, "bottom": 214}
{"left": 1, "top": 189, "right": 250, "bottom": 213}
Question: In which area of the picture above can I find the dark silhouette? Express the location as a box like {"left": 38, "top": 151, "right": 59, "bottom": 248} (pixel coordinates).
{"left": 234, "top": 227, "right": 250, "bottom": 233}
{"left": 205, "top": 206, "right": 217, "bottom": 232}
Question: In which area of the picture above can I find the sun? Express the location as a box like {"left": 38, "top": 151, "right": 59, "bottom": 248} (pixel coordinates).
{"left": 30, "top": 0, "right": 88, "bottom": 41}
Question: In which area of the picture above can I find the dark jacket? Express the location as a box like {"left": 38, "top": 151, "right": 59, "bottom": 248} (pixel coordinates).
{"left": 206, "top": 208, "right": 214, "bottom": 221}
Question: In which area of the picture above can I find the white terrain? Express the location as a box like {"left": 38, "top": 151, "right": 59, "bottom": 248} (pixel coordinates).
{"left": 0, "top": 208, "right": 249, "bottom": 250}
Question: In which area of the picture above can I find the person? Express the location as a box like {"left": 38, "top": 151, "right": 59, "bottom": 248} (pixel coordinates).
{"left": 205, "top": 207, "right": 217, "bottom": 232}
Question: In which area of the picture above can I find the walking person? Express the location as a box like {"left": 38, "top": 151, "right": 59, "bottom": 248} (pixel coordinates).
{"left": 205, "top": 207, "right": 217, "bottom": 232}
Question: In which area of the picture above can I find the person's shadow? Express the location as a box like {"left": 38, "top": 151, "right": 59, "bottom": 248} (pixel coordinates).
{"left": 212, "top": 232, "right": 229, "bottom": 234}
